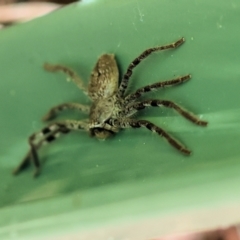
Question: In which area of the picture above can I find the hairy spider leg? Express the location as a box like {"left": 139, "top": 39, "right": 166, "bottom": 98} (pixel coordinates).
{"left": 110, "top": 118, "right": 191, "bottom": 154}
{"left": 124, "top": 75, "right": 191, "bottom": 104}
{"left": 117, "top": 37, "right": 185, "bottom": 97}
{"left": 124, "top": 99, "right": 208, "bottom": 126}
{"left": 42, "top": 103, "right": 90, "bottom": 121}
{"left": 14, "top": 120, "right": 88, "bottom": 177}
{"left": 44, "top": 63, "right": 88, "bottom": 94}
{"left": 13, "top": 126, "right": 67, "bottom": 177}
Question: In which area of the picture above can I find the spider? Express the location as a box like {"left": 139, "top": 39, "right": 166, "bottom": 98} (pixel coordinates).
{"left": 13, "top": 37, "right": 208, "bottom": 177}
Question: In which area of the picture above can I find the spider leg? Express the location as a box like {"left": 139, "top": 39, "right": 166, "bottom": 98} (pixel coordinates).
{"left": 42, "top": 103, "right": 90, "bottom": 121}
{"left": 13, "top": 150, "right": 33, "bottom": 176}
{"left": 44, "top": 63, "right": 88, "bottom": 94}
{"left": 111, "top": 118, "right": 191, "bottom": 154}
{"left": 13, "top": 120, "right": 88, "bottom": 177}
{"left": 124, "top": 75, "right": 191, "bottom": 103}
{"left": 117, "top": 37, "right": 185, "bottom": 97}
{"left": 124, "top": 99, "right": 208, "bottom": 126}
{"left": 13, "top": 124, "right": 69, "bottom": 177}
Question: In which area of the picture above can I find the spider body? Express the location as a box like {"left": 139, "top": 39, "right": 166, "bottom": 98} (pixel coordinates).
{"left": 14, "top": 37, "right": 208, "bottom": 177}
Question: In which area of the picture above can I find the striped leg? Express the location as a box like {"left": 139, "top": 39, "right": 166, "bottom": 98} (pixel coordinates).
{"left": 117, "top": 37, "right": 185, "bottom": 97}
{"left": 44, "top": 63, "right": 88, "bottom": 94}
{"left": 13, "top": 124, "right": 69, "bottom": 177}
{"left": 13, "top": 120, "right": 88, "bottom": 177}
{"left": 124, "top": 75, "right": 191, "bottom": 104}
{"left": 124, "top": 99, "right": 208, "bottom": 126}
{"left": 111, "top": 118, "right": 191, "bottom": 154}
{"left": 42, "top": 103, "right": 90, "bottom": 121}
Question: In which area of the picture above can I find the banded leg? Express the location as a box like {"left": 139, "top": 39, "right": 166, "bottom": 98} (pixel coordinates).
{"left": 111, "top": 118, "right": 191, "bottom": 154}
{"left": 42, "top": 103, "right": 90, "bottom": 121}
{"left": 117, "top": 37, "right": 185, "bottom": 97}
{"left": 44, "top": 63, "right": 88, "bottom": 94}
{"left": 124, "top": 99, "right": 208, "bottom": 126}
{"left": 13, "top": 120, "right": 88, "bottom": 177}
{"left": 13, "top": 125, "right": 68, "bottom": 177}
{"left": 124, "top": 75, "right": 191, "bottom": 104}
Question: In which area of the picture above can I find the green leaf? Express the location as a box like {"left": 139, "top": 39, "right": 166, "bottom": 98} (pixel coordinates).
{"left": 1, "top": 0, "right": 240, "bottom": 238}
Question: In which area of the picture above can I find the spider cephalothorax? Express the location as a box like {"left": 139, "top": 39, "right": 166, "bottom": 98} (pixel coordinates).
{"left": 14, "top": 37, "right": 208, "bottom": 177}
